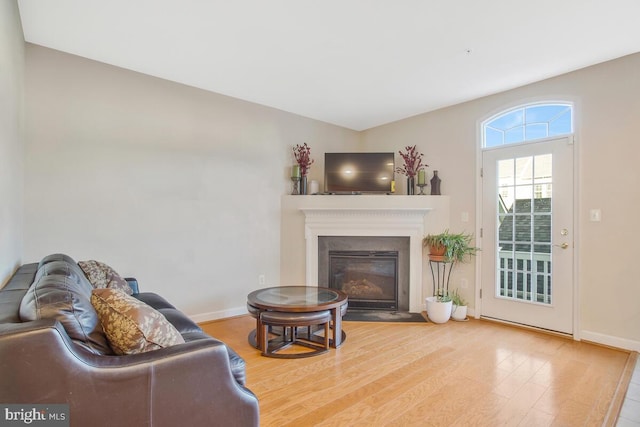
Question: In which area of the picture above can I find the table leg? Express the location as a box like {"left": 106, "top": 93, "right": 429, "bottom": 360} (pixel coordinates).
{"left": 332, "top": 308, "right": 343, "bottom": 348}
{"left": 255, "top": 316, "right": 263, "bottom": 351}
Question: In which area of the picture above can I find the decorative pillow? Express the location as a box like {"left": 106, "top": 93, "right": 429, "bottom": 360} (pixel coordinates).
{"left": 79, "top": 260, "right": 133, "bottom": 295}
{"left": 91, "top": 288, "right": 185, "bottom": 355}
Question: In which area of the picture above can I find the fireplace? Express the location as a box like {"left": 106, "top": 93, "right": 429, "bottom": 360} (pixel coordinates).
{"left": 329, "top": 250, "right": 398, "bottom": 310}
{"left": 318, "top": 236, "right": 410, "bottom": 311}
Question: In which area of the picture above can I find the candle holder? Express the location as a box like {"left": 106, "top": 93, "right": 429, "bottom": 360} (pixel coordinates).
{"left": 417, "top": 183, "right": 427, "bottom": 195}
{"left": 291, "top": 176, "right": 301, "bottom": 195}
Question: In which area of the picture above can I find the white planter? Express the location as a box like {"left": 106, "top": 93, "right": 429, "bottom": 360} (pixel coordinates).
{"left": 425, "top": 297, "right": 452, "bottom": 324}
{"left": 451, "top": 304, "right": 468, "bottom": 321}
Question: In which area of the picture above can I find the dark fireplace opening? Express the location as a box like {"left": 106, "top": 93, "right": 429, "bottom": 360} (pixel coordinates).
{"left": 328, "top": 250, "right": 398, "bottom": 310}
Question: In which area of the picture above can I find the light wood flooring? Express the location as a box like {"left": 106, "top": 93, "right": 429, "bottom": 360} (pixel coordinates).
{"left": 201, "top": 315, "right": 632, "bottom": 426}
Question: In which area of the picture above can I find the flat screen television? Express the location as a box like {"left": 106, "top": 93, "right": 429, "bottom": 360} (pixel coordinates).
{"left": 324, "top": 152, "right": 395, "bottom": 194}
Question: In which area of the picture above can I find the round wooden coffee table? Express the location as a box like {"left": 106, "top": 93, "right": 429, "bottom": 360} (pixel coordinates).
{"left": 247, "top": 286, "right": 348, "bottom": 354}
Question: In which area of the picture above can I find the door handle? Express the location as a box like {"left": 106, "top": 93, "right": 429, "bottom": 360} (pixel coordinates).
{"left": 554, "top": 242, "right": 569, "bottom": 249}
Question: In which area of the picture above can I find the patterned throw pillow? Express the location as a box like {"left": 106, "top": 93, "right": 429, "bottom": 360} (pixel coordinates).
{"left": 78, "top": 260, "right": 133, "bottom": 295}
{"left": 91, "top": 288, "right": 185, "bottom": 355}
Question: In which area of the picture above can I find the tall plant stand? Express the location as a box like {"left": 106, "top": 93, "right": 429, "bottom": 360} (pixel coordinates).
{"left": 429, "top": 260, "right": 454, "bottom": 296}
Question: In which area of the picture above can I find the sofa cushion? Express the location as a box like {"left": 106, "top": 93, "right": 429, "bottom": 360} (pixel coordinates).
{"left": 78, "top": 260, "right": 132, "bottom": 295}
{"left": 179, "top": 331, "right": 248, "bottom": 386}
{"left": 35, "top": 260, "right": 92, "bottom": 289}
{"left": 19, "top": 274, "right": 113, "bottom": 355}
{"left": 0, "top": 289, "right": 30, "bottom": 323}
{"left": 91, "top": 289, "right": 185, "bottom": 355}
{"left": 156, "top": 308, "right": 203, "bottom": 335}
{"left": 0, "top": 264, "right": 38, "bottom": 323}
{"left": 38, "top": 253, "right": 77, "bottom": 269}
{"left": 221, "top": 341, "right": 248, "bottom": 386}
{"left": 134, "top": 292, "right": 176, "bottom": 310}
{"left": 2, "top": 263, "right": 38, "bottom": 291}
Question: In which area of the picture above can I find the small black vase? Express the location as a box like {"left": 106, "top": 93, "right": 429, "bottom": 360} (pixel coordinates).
{"left": 300, "top": 176, "right": 308, "bottom": 195}
{"left": 407, "top": 177, "right": 415, "bottom": 195}
{"left": 430, "top": 171, "right": 441, "bottom": 195}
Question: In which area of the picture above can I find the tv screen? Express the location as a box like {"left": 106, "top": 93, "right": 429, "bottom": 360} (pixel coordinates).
{"left": 324, "top": 152, "right": 395, "bottom": 194}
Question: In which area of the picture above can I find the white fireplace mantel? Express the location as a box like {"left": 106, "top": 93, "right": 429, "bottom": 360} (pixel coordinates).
{"left": 280, "top": 195, "right": 450, "bottom": 313}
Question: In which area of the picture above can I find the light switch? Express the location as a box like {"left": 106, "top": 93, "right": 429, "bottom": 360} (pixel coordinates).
{"left": 590, "top": 209, "right": 601, "bottom": 222}
{"left": 461, "top": 212, "right": 469, "bottom": 222}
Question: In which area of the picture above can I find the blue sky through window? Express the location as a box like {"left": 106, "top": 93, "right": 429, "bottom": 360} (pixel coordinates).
{"left": 484, "top": 103, "right": 573, "bottom": 147}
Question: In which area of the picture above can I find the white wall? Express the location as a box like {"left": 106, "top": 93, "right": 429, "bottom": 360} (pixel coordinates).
{"left": 24, "top": 44, "right": 360, "bottom": 319}
{"left": 0, "top": 0, "right": 24, "bottom": 286}
{"left": 362, "top": 53, "right": 640, "bottom": 350}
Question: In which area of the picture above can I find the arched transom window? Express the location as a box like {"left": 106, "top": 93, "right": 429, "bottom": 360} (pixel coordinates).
{"left": 483, "top": 103, "right": 573, "bottom": 148}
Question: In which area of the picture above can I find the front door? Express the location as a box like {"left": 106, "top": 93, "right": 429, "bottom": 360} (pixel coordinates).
{"left": 481, "top": 136, "right": 574, "bottom": 334}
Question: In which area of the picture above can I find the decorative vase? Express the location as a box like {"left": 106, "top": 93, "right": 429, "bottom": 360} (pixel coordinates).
{"left": 300, "top": 176, "right": 308, "bottom": 195}
{"left": 407, "top": 177, "right": 415, "bottom": 195}
{"left": 425, "top": 296, "right": 452, "bottom": 324}
{"left": 430, "top": 170, "right": 441, "bottom": 195}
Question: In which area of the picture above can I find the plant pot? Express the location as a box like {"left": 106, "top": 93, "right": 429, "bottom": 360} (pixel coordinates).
{"left": 428, "top": 244, "right": 447, "bottom": 262}
{"left": 425, "top": 297, "right": 452, "bottom": 324}
{"left": 451, "top": 304, "right": 468, "bottom": 321}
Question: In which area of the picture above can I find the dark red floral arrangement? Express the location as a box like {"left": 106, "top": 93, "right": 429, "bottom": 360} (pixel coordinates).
{"left": 293, "top": 143, "right": 314, "bottom": 176}
{"left": 396, "top": 145, "right": 426, "bottom": 178}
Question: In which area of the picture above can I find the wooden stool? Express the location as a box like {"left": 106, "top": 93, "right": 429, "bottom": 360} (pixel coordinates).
{"left": 260, "top": 310, "right": 331, "bottom": 358}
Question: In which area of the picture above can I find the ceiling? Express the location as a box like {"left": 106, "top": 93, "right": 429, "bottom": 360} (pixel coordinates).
{"left": 17, "top": 0, "right": 640, "bottom": 131}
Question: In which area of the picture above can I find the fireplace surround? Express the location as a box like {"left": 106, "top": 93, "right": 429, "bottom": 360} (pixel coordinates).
{"left": 301, "top": 204, "right": 431, "bottom": 312}
{"left": 281, "top": 195, "right": 450, "bottom": 314}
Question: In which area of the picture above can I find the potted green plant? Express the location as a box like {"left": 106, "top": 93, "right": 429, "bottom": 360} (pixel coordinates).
{"left": 422, "top": 229, "right": 479, "bottom": 263}
{"left": 449, "top": 288, "right": 468, "bottom": 321}
{"left": 425, "top": 288, "right": 452, "bottom": 324}
{"left": 423, "top": 230, "right": 478, "bottom": 323}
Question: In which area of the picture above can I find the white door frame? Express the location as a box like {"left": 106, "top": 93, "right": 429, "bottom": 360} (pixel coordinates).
{"left": 474, "top": 101, "right": 581, "bottom": 340}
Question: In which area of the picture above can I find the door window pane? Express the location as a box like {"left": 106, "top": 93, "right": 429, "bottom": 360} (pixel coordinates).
{"left": 496, "top": 153, "right": 553, "bottom": 305}
{"left": 515, "top": 157, "right": 532, "bottom": 186}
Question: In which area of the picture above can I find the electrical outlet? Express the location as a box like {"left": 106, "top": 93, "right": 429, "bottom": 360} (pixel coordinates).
{"left": 460, "top": 278, "right": 468, "bottom": 289}
{"left": 590, "top": 209, "right": 601, "bottom": 222}
{"left": 258, "top": 275, "right": 265, "bottom": 285}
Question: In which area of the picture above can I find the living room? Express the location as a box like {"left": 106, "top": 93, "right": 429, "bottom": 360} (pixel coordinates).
{"left": 2, "top": 1, "right": 639, "bottom": 424}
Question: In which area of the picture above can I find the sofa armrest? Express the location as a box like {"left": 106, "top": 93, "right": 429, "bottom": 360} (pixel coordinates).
{"left": 0, "top": 320, "right": 259, "bottom": 427}
{"left": 124, "top": 277, "right": 139, "bottom": 294}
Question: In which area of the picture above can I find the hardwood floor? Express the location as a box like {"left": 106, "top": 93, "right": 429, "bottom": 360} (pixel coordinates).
{"left": 201, "top": 315, "right": 631, "bottom": 426}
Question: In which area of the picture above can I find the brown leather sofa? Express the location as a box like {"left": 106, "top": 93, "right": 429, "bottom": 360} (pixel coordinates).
{"left": 0, "top": 254, "right": 259, "bottom": 427}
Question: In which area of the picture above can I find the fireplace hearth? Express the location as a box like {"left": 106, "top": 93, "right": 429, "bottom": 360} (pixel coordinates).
{"left": 329, "top": 250, "right": 398, "bottom": 310}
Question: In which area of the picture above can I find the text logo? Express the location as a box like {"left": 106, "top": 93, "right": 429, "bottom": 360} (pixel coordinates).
{"left": 0, "top": 405, "right": 69, "bottom": 426}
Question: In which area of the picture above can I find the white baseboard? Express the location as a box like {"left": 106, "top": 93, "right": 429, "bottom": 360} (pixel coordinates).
{"left": 472, "top": 309, "right": 639, "bottom": 352}
{"left": 580, "top": 330, "right": 640, "bottom": 352}
{"left": 189, "top": 306, "right": 248, "bottom": 324}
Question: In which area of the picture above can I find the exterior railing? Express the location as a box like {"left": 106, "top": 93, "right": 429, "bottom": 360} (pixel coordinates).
{"left": 498, "top": 250, "right": 551, "bottom": 304}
